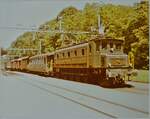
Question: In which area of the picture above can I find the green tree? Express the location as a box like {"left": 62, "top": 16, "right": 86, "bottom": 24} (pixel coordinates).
{"left": 124, "top": 1, "right": 149, "bottom": 69}
{"left": 8, "top": 1, "right": 148, "bottom": 70}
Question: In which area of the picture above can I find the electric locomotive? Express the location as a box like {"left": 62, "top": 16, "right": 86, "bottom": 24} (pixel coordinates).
{"left": 53, "top": 35, "right": 130, "bottom": 87}
{"left": 6, "top": 35, "right": 130, "bottom": 87}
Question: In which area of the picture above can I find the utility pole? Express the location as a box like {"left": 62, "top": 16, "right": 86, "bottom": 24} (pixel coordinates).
{"left": 97, "top": 2, "right": 104, "bottom": 35}
{"left": 0, "top": 46, "right": 2, "bottom": 73}
{"left": 59, "top": 16, "right": 62, "bottom": 32}
{"left": 39, "top": 39, "right": 42, "bottom": 55}
{"left": 32, "top": 31, "right": 42, "bottom": 55}
{"left": 98, "top": 14, "right": 104, "bottom": 35}
{"left": 98, "top": 14, "right": 101, "bottom": 34}
{"left": 58, "top": 16, "right": 65, "bottom": 46}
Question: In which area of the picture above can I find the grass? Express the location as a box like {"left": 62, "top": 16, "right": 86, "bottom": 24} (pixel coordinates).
{"left": 130, "top": 70, "right": 149, "bottom": 83}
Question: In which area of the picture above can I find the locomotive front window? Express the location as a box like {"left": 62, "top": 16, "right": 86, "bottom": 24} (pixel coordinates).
{"left": 110, "top": 42, "right": 113, "bottom": 48}
{"left": 96, "top": 42, "right": 100, "bottom": 51}
{"left": 102, "top": 41, "right": 107, "bottom": 49}
{"left": 94, "top": 40, "right": 100, "bottom": 51}
{"left": 116, "top": 43, "right": 121, "bottom": 50}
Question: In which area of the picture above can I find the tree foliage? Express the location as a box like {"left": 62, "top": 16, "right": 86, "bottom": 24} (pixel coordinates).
{"left": 124, "top": 1, "right": 149, "bottom": 69}
{"left": 0, "top": 48, "right": 7, "bottom": 55}
{"left": 8, "top": 1, "right": 149, "bottom": 69}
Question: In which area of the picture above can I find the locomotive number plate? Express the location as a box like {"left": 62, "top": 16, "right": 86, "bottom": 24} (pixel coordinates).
{"left": 110, "top": 58, "right": 125, "bottom": 66}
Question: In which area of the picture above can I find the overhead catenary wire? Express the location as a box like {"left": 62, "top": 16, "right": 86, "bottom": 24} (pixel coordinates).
{"left": 0, "top": 26, "right": 91, "bottom": 34}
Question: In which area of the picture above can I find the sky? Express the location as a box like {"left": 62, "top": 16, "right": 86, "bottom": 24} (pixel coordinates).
{"left": 0, "top": 0, "right": 142, "bottom": 49}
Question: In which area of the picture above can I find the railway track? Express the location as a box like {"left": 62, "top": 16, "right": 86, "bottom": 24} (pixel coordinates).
{"left": 23, "top": 76, "right": 148, "bottom": 114}
{"left": 4, "top": 71, "right": 149, "bottom": 118}
{"left": 19, "top": 77, "right": 117, "bottom": 118}
{"left": 3, "top": 72, "right": 149, "bottom": 118}
{"left": 115, "top": 87, "right": 148, "bottom": 95}
{"left": 7, "top": 70, "right": 148, "bottom": 96}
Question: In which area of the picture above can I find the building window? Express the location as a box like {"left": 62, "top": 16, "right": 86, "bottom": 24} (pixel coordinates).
{"left": 74, "top": 50, "right": 77, "bottom": 56}
{"left": 82, "top": 49, "right": 84, "bottom": 55}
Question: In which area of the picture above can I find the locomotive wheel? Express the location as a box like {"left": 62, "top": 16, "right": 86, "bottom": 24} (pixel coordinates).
{"left": 99, "top": 78, "right": 118, "bottom": 88}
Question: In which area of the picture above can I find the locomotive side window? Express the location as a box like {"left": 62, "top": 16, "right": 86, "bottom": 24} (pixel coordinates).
{"left": 74, "top": 50, "right": 77, "bottom": 56}
{"left": 89, "top": 44, "right": 92, "bottom": 53}
{"left": 101, "top": 56, "right": 105, "bottom": 66}
{"left": 62, "top": 53, "right": 65, "bottom": 57}
{"left": 38, "top": 57, "right": 39, "bottom": 64}
{"left": 82, "top": 49, "right": 84, "bottom": 55}
{"left": 57, "top": 54, "right": 59, "bottom": 59}
{"left": 35, "top": 59, "right": 37, "bottom": 64}
{"left": 44, "top": 57, "right": 46, "bottom": 64}
{"left": 96, "top": 42, "right": 100, "bottom": 51}
{"left": 68, "top": 52, "right": 70, "bottom": 57}
{"left": 34, "top": 58, "right": 35, "bottom": 64}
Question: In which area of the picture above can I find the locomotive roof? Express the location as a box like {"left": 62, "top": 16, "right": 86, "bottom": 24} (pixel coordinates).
{"left": 94, "top": 38, "right": 124, "bottom": 42}
{"left": 57, "top": 40, "right": 88, "bottom": 49}
{"left": 55, "top": 36, "right": 123, "bottom": 53}
{"left": 90, "top": 35, "right": 124, "bottom": 42}
{"left": 10, "top": 56, "right": 29, "bottom": 62}
{"left": 55, "top": 42, "right": 89, "bottom": 53}
{"left": 17, "top": 56, "right": 29, "bottom": 61}
{"left": 30, "top": 52, "right": 55, "bottom": 59}
{"left": 11, "top": 59, "right": 17, "bottom": 62}
{"left": 56, "top": 37, "right": 123, "bottom": 53}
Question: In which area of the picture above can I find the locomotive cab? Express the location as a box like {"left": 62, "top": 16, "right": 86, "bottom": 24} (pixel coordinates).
{"left": 101, "top": 39, "right": 128, "bottom": 84}
{"left": 90, "top": 36, "right": 129, "bottom": 86}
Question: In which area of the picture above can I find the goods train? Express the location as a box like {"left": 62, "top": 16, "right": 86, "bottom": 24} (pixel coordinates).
{"left": 6, "top": 35, "right": 132, "bottom": 87}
